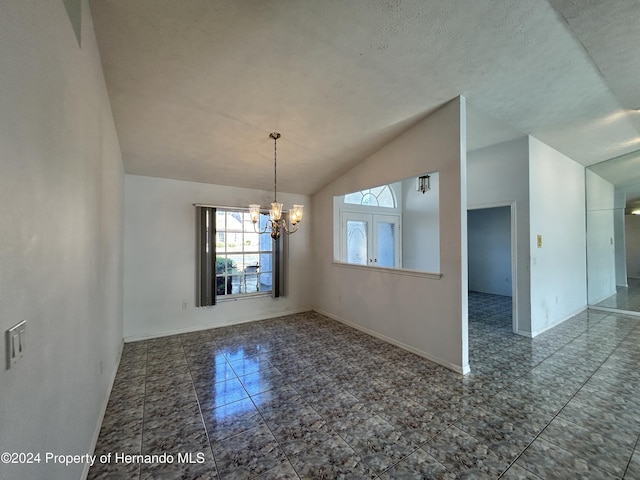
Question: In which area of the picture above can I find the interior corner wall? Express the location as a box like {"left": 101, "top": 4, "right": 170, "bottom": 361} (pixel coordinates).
{"left": 626, "top": 214, "right": 640, "bottom": 279}
{"left": 0, "top": 1, "right": 124, "bottom": 479}
{"left": 585, "top": 170, "right": 616, "bottom": 303}
{"left": 123, "top": 175, "right": 312, "bottom": 341}
{"left": 466, "top": 136, "right": 531, "bottom": 334}
{"left": 529, "top": 136, "right": 587, "bottom": 335}
{"left": 311, "top": 97, "right": 468, "bottom": 373}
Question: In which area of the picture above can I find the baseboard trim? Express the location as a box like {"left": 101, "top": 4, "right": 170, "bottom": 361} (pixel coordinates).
{"left": 313, "top": 308, "right": 469, "bottom": 375}
{"left": 124, "top": 307, "right": 312, "bottom": 342}
{"left": 515, "top": 329, "right": 534, "bottom": 338}
{"left": 82, "top": 341, "right": 123, "bottom": 480}
{"left": 588, "top": 306, "right": 640, "bottom": 318}
{"left": 529, "top": 306, "right": 588, "bottom": 337}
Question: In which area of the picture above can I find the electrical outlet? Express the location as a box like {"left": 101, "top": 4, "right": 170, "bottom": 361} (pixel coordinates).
{"left": 182, "top": 301, "right": 188, "bottom": 310}
{"left": 6, "top": 321, "right": 26, "bottom": 370}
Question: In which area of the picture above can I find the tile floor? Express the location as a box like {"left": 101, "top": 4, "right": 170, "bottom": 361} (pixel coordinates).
{"left": 594, "top": 278, "right": 640, "bottom": 313}
{"left": 88, "top": 294, "right": 640, "bottom": 479}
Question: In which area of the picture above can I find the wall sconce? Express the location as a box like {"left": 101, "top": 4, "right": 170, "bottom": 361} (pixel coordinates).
{"left": 417, "top": 175, "right": 431, "bottom": 194}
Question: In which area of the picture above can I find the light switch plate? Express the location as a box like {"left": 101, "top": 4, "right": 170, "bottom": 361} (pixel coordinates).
{"left": 6, "top": 320, "right": 26, "bottom": 370}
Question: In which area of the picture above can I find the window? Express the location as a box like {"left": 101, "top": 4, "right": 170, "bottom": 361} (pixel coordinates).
{"left": 334, "top": 175, "right": 442, "bottom": 273}
{"left": 196, "top": 206, "right": 282, "bottom": 307}
{"left": 344, "top": 184, "right": 396, "bottom": 208}
{"left": 341, "top": 211, "right": 401, "bottom": 267}
{"left": 215, "top": 210, "right": 273, "bottom": 296}
{"left": 338, "top": 183, "right": 401, "bottom": 267}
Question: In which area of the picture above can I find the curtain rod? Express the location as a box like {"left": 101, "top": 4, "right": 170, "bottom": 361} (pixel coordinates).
{"left": 193, "top": 203, "right": 251, "bottom": 210}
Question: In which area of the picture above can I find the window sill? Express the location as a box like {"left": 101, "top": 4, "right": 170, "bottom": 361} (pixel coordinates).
{"left": 332, "top": 261, "right": 442, "bottom": 279}
{"left": 216, "top": 292, "right": 272, "bottom": 302}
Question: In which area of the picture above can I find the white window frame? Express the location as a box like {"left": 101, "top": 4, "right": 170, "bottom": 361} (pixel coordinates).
{"left": 340, "top": 211, "right": 401, "bottom": 267}
{"left": 215, "top": 208, "right": 273, "bottom": 298}
{"left": 336, "top": 183, "right": 402, "bottom": 268}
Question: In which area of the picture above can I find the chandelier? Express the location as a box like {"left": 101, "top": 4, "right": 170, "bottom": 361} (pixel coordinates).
{"left": 249, "top": 132, "right": 303, "bottom": 239}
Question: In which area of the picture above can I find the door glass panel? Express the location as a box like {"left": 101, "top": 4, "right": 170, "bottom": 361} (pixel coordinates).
{"left": 347, "top": 220, "right": 368, "bottom": 265}
{"left": 377, "top": 221, "right": 396, "bottom": 267}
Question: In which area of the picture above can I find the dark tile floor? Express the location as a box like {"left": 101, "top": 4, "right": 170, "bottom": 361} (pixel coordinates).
{"left": 88, "top": 294, "right": 640, "bottom": 479}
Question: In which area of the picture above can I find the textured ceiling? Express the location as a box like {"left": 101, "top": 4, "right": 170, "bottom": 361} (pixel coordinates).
{"left": 549, "top": 0, "right": 640, "bottom": 208}
{"left": 89, "top": 0, "right": 640, "bottom": 200}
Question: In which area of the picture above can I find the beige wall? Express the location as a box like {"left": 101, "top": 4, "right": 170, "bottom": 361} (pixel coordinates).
{"left": 123, "top": 175, "right": 312, "bottom": 340}
{"left": 311, "top": 98, "right": 469, "bottom": 373}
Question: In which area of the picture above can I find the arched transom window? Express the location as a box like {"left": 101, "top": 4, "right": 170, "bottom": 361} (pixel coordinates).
{"left": 344, "top": 185, "right": 396, "bottom": 208}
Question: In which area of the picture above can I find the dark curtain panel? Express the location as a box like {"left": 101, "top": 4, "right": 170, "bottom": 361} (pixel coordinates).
{"left": 272, "top": 218, "right": 287, "bottom": 298}
{"left": 196, "top": 206, "right": 216, "bottom": 306}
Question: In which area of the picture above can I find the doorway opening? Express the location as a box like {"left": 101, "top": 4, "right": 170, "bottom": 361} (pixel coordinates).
{"left": 467, "top": 205, "right": 517, "bottom": 343}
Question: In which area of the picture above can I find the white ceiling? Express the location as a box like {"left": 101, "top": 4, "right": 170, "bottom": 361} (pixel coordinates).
{"left": 89, "top": 0, "right": 640, "bottom": 201}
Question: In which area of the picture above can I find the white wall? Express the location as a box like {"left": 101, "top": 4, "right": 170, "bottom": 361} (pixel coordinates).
{"left": 0, "top": 1, "right": 124, "bottom": 479}
{"left": 467, "top": 136, "right": 531, "bottom": 334}
{"left": 312, "top": 97, "right": 469, "bottom": 373}
{"left": 124, "top": 175, "right": 312, "bottom": 340}
{"left": 529, "top": 137, "right": 587, "bottom": 335}
{"left": 468, "top": 207, "right": 512, "bottom": 296}
{"left": 626, "top": 215, "right": 640, "bottom": 279}
{"left": 401, "top": 173, "right": 440, "bottom": 272}
{"left": 585, "top": 170, "right": 616, "bottom": 304}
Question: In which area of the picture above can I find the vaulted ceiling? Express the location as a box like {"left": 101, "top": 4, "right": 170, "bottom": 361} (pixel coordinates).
{"left": 89, "top": 0, "right": 640, "bottom": 204}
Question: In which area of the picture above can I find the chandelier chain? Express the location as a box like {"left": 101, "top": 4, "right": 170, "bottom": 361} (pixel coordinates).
{"left": 249, "top": 131, "right": 301, "bottom": 239}
{"left": 273, "top": 133, "right": 277, "bottom": 203}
